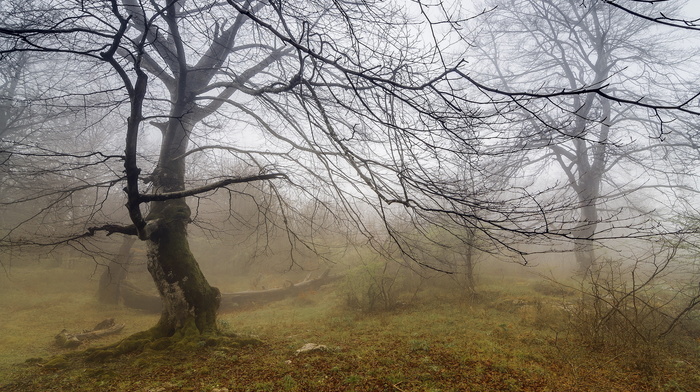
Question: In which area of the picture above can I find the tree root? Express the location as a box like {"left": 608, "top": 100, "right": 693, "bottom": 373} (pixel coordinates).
{"left": 37, "top": 319, "right": 261, "bottom": 368}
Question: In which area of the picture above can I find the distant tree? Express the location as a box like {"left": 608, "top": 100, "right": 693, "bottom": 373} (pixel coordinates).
{"left": 0, "top": 43, "right": 127, "bottom": 268}
{"left": 463, "top": 0, "right": 700, "bottom": 273}
{"left": 97, "top": 235, "right": 136, "bottom": 304}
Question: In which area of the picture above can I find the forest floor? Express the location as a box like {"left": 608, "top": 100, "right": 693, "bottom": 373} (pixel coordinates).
{"left": 1, "top": 264, "right": 700, "bottom": 391}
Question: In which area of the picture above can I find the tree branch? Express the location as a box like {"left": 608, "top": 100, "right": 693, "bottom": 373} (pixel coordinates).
{"left": 139, "top": 172, "right": 288, "bottom": 202}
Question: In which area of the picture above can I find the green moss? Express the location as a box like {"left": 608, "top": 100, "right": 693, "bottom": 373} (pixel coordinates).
{"left": 145, "top": 214, "right": 221, "bottom": 335}
{"left": 146, "top": 200, "right": 191, "bottom": 223}
{"left": 83, "top": 329, "right": 161, "bottom": 362}
{"left": 81, "top": 316, "right": 262, "bottom": 362}
{"left": 84, "top": 349, "right": 116, "bottom": 363}
{"left": 117, "top": 338, "right": 152, "bottom": 353}
{"left": 146, "top": 337, "right": 173, "bottom": 351}
{"left": 43, "top": 355, "right": 69, "bottom": 369}
{"left": 176, "top": 318, "right": 201, "bottom": 339}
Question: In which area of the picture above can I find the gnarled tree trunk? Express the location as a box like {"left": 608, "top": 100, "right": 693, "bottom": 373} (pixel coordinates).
{"left": 145, "top": 202, "right": 220, "bottom": 335}
{"left": 143, "top": 105, "right": 221, "bottom": 336}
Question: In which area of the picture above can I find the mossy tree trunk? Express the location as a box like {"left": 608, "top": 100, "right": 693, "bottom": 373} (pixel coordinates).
{"left": 99, "top": 1, "right": 281, "bottom": 338}
{"left": 145, "top": 202, "right": 220, "bottom": 335}
{"left": 143, "top": 107, "right": 221, "bottom": 336}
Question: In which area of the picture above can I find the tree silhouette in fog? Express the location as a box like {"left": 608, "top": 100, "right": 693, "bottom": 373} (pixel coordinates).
{"left": 0, "top": 0, "right": 495, "bottom": 337}
{"left": 1, "top": 0, "right": 699, "bottom": 341}
{"left": 456, "top": 0, "right": 700, "bottom": 272}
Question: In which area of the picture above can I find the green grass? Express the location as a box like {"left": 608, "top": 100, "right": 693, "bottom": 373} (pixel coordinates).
{"left": 1, "top": 263, "right": 700, "bottom": 391}
{"left": 0, "top": 264, "right": 158, "bottom": 372}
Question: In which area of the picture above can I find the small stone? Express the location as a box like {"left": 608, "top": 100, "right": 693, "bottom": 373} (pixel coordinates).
{"left": 296, "top": 343, "right": 328, "bottom": 354}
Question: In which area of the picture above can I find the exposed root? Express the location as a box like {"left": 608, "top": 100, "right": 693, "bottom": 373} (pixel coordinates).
{"left": 35, "top": 320, "right": 261, "bottom": 369}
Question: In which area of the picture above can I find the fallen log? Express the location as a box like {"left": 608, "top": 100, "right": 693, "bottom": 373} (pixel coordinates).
{"left": 121, "top": 281, "right": 162, "bottom": 313}
{"left": 120, "top": 270, "right": 341, "bottom": 313}
{"left": 55, "top": 318, "right": 125, "bottom": 348}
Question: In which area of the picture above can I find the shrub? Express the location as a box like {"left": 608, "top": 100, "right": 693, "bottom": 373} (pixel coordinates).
{"left": 342, "top": 259, "right": 422, "bottom": 312}
{"left": 567, "top": 255, "right": 700, "bottom": 350}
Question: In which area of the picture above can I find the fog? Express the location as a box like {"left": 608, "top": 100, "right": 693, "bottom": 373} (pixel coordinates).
{"left": 2, "top": 0, "right": 700, "bottom": 390}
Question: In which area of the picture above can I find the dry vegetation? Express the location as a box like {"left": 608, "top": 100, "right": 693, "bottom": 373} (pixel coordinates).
{"left": 2, "top": 256, "right": 700, "bottom": 392}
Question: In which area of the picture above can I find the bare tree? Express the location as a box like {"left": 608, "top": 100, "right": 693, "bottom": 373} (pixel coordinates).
{"left": 2, "top": 0, "right": 697, "bottom": 348}
{"left": 461, "top": 0, "right": 700, "bottom": 273}
{"left": 0, "top": 0, "right": 498, "bottom": 339}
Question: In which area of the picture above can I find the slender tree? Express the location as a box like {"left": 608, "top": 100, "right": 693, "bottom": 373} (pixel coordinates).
{"left": 463, "top": 0, "right": 699, "bottom": 273}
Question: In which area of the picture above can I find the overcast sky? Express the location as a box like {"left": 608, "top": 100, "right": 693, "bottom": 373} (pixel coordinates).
{"left": 683, "top": 1, "right": 700, "bottom": 18}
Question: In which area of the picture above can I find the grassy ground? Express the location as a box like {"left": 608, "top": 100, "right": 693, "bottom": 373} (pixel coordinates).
{"left": 1, "top": 264, "right": 700, "bottom": 391}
